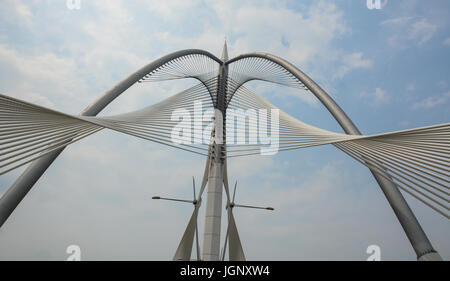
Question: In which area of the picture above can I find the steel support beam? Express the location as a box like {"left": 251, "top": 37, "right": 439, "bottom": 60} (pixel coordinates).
{"left": 227, "top": 52, "right": 442, "bottom": 261}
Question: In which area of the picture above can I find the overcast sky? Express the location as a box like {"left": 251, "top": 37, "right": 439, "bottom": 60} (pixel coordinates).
{"left": 0, "top": 0, "right": 449, "bottom": 261}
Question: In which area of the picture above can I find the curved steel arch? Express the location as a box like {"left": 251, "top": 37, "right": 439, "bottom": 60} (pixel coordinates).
{"left": 227, "top": 52, "right": 359, "bottom": 134}
{"left": 226, "top": 52, "right": 441, "bottom": 260}
{"left": 0, "top": 49, "right": 442, "bottom": 260}
{"left": 0, "top": 49, "right": 222, "bottom": 228}
{"left": 82, "top": 49, "right": 222, "bottom": 116}
{"left": 136, "top": 53, "right": 221, "bottom": 106}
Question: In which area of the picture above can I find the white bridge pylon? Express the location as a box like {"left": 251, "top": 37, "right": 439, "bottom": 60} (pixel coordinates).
{"left": 154, "top": 43, "right": 275, "bottom": 261}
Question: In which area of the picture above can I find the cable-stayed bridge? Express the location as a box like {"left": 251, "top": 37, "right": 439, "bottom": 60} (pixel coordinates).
{"left": 0, "top": 42, "right": 447, "bottom": 261}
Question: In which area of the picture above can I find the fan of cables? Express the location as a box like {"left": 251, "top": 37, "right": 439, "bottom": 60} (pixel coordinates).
{"left": 0, "top": 94, "right": 103, "bottom": 175}
{"left": 223, "top": 56, "right": 449, "bottom": 218}
{"left": 225, "top": 85, "right": 358, "bottom": 157}
{"left": 224, "top": 86, "right": 449, "bottom": 218}
{"left": 138, "top": 53, "right": 220, "bottom": 102}
{"left": 0, "top": 86, "right": 448, "bottom": 218}
{"left": 335, "top": 126, "right": 449, "bottom": 218}
{"left": 226, "top": 56, "right": 309, "bottom": 105}
{"left": 0, "top": 81, "right": 215, "bottom": 175}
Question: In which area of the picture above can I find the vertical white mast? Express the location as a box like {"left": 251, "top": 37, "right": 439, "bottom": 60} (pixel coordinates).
{"left": 202, "top": 41, "right": 228, "bottom": 261}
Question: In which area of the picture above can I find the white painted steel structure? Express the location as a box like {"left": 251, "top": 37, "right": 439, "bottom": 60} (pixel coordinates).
{"left": 0, "top": 43, "right": 447, "bottom": 261}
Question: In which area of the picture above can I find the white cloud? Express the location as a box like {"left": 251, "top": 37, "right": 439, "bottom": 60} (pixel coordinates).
{"left": 360, "top": 88, "right": 390, "bottom": 106}
{"left": 409, "top": 19, "right": 438, "bottom": 45}
{"left": 444, "top": 38, "right": 450, "bottom": 46}
{"left": 334, "top": 52, "right": 373, "bottom": 79}
{"left": 412, "top": 91, "right": 450, "bottom": 110}
{"left": 228, "top": 155, "right": 275, "bottom": 179}
{"left": 265, "top": 163, "right": 340, "bottom": 208}
{"left": 406, "top": 84, "right": 416, "bottom": 92}
{"left": 0, "top": 0, "right": 33, "bottom": 27}
{"left": 141, "top": 0, "right": 202, "bottom": 20}
{"left": 437, "top": 80, "right": 448, "bottom": 89}
{"left": 381, "top": 17, "right": 437, "bottom": 47}
{"left": 148, "top": 1, "right": 347, "bottom": 65}
{"left": 381, "top": 17, "right": 413, "bottom": 26}
{"left": 218, "top": 1, "right": 347, "bottom": 65}
{"left": 0, "top": 0, "right": 187, "bottom": 116}
{"left": 0, "top": 43, "right": 88, "bottom": 111}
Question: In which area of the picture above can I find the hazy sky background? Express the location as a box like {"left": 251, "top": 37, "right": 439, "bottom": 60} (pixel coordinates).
{"left": 0, "top": 0, "right": 449, "bottom": 260}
